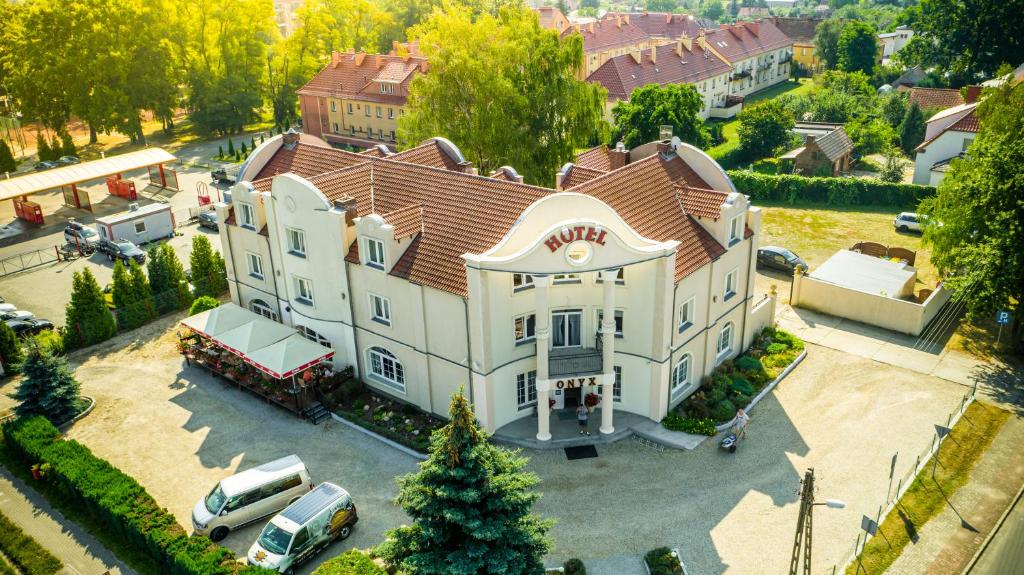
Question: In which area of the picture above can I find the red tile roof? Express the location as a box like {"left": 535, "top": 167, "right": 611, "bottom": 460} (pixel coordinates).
{"left": 587, "top": 41, "right": 732, "bottom": 101}
{"left": 561, "top": 165, "right": 607, "bottom": 189}
{"left": 296, "top": 51, "right": 427, "bottom": 105}
{"left": 575, "top": 145, "right": 614, "bottom": 171}
{"left": 384, "top": 203, "right": 424, "bottom": 239}
{"left": 252, "top": 144, "right": 367, "bottom": 186}
{"left": 908, "top": 88, "right": 964, "bottom": 111}
{"left": 563, "top": 12, "right": 710, "bottom": 53}
{"left": 705, "top": 20, "right": 793, "bottom": 63}
{"left": 915, "top": 106, "right": 981, "bottom": 152}
{"left": 676, "top": 185, "right": 729, "bottom": 219}
{"left": 389, "top": 140, "right": 463, "bottom": 171}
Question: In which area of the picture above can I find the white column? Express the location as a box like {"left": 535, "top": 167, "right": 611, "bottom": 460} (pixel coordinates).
{"left": 599, "top": 269, "right": 618, "bottom": 435}
{"left": 534, "top": 275, "right": 552, "bottom": 441}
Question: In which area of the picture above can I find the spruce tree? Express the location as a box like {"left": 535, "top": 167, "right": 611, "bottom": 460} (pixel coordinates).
{"left": 60, "top": 131, "right": 76, "bottom": 157}
{"left": 217, "top": 145, "right": 224, "bottom": 159}
{"left": 36, "top": 133, "right": 51, "bottom": 162}
{"left": 190, "top": 235, "right": 226, "bottom": 298}
{"left": 240, "top": 141, "right": 247, "bottom": 156}
{"left": 0, "top": 322, "right": 24, "bottom": 373}
{"left": 0, "top": 140, "right": 17, "bottom": 174}
{"left": 129, "top": 260, "right": 156, "bottom": 326}
{"left": 250, "top": 135, "right": 257, "bottom": 149}
{"left": 899, "top": 103, "right": 927, "bottom": 155}
{"left": 50, "top": 135, "right": 62, "bottom": 160}
{"left": 11, "top": 340, "right": 82, "bottom": 425}
{"left": 163, "top": 243, "right": 193, "bottom": 310}
{"left": 378, "top": 390, "right": 553, "bottom": 575}
{"left": 146, "top": 245, "right": 171, "bottom": 312}
{"left": 260, "top": 133, "right": 265, "bottom": 144}
{"left": 64, "top": 268, "right": 117, "bottom": 349}
{"left": 227, "top": 139, "right": 235, "bottom": 156}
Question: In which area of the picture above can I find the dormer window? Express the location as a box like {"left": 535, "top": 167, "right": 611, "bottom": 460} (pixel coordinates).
{"left": 365, "top": 238, "right": 385, "bottom": 270}
{"left": 729, "top": 214, "right": 744, "bottom": 245}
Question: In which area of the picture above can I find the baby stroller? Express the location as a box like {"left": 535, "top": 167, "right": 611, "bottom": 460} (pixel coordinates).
{"left": 720, "top": 432, "right": 738, "bottom": 453}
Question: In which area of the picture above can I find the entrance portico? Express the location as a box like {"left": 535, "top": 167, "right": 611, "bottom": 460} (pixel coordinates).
{"left": 464, "top": 193, "right": 679, "bottom": 441}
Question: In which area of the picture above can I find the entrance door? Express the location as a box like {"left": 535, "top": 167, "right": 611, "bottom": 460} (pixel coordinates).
{"left": 551, "top": 310, "right": 582, "bottom": 349}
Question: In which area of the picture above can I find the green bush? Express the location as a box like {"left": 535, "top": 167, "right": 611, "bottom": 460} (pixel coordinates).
{"left": 311, "top": 549, "right": 385, "bottom": 575}
{"left": 0, "top": 322, "right": 23, "bottom": 373}
{"left": 338, "top": 378, "right": 365, "bottom": 404}
{"left": 751, "top": 158, "right": 780, "bottom": 174}
{"left": 662, "top": 412, "right": 717, "bottom": 436}
{"left": 563, "top": 558, "right": 586, "bottom": 575}
{"left": 730, "top": 375, "right": 754, "bottom": 396}
{"left": 734, "top": 355, "right": 763, "bottom": 373}
{"left": 33, "top": 329, "right": 65, "bottom": 356}
{"left": 773, "top": 329, "right": 805, "bottom": 351}
{"left": 644, "top": 547, "right": 684, "bottom": 575}
{"left": 2, "top": 417, "right": 274, "bottom": 575}
{"left": 727, "top": 170, "right": 934, "bottom": 207}
{"left": 189, "top": 296, "right": 220, "bottom": 315}
{"left": 0, "top": 511, "right": 62, "bottom": 575}
{"left": 765, "top": 342, "right": 788, "bottom": 355}
{"left": 710, "top": 399, "right": 737, "bottom": 423}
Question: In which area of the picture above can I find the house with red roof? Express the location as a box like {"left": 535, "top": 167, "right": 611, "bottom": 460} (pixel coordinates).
{"left": 704, "top": 20, "right": 794, "bottom": 98}
{"left": 213, "top": 131, "right": 776, "bottom": 443}
{"left": 912, "top": 101, "right": 981, "bottom": 185}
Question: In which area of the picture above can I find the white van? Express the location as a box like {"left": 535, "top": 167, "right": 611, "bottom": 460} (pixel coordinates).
{"left": 192, "top": 455, "right": 313, "bottom": 542}
{"left": 247, "top": 482, "right": 358, "bottom": 574}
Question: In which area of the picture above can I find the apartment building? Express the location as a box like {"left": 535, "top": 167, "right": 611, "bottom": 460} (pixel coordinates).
{"left": 216, "top": 131, "right": 775, "bottom": 440}
{"left": 297, "top": 49, "right": 428, "bottom": 150}
{"left": 706, "top": 20, "right": 793, "bottom": 98}
{"left": 587, "top": 36, "right": 735, "bottom": 120}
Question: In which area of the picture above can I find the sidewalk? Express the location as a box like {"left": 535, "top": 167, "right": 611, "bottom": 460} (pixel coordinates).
{"left": 885, "top": 413, "right": 1024, "bottom": 574}
{"left": 0, "top": 468, "right": 133, "bottom": 575}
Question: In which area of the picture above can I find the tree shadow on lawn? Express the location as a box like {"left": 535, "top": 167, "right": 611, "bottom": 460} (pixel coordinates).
{"left": 972, "top": 361, "right": 1024, "bottom": 417}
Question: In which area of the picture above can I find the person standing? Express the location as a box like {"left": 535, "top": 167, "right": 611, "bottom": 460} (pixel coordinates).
{"left": 576, "top": 403, "right": 590, "bottom": 436}
{"left": 734, "top": 407, "right": 750, "bottom": 440}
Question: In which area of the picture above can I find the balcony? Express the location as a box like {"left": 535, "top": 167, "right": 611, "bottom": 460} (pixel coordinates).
{"left": 730, "top": 70, "right": 751, "bottom": 81}
{"left": 549, "top": 347, "right": 602, "bottom": 378}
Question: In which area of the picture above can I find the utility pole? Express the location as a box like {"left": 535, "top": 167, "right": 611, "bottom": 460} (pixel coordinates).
{"left": 789, "top": 468, "right": 845, "bottom": 575}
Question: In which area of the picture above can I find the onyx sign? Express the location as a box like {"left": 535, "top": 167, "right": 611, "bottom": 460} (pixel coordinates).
{"left": 554, "top": 376, "right": 600, "bottom": 389}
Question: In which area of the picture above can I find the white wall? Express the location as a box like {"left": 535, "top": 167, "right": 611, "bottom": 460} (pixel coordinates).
{"left": 913, "top": 131, "right": 974, "bottom": 184}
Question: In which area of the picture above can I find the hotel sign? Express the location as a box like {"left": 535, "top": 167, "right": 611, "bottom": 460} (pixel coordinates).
{"left": 554, "top": 376, "right": 600, "bottom": 389}
{"left": 544, "top": 225, "right": 607, "bottom": 252}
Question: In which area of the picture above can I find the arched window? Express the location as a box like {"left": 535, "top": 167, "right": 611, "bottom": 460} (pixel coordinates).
{"left": 297, "top": 325, "right": 330, "bottom": 348}
{"left": 671, "top": 354, "right": 692, "bottom": 400}
{"left": 717, "top": 322, "right": 734, "bottom": 360}
{"left": 250, "top": 299, "right": 278, "bottom": 321}
{"left": 368, "top": 346, "right": 405, "bottom": 391}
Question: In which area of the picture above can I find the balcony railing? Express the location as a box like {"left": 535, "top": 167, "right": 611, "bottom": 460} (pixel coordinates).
{"left": 731, "top": 70, "right": 751, "bottom": 81}
{"left": 548, "top": 347, "right": 602, "bottom": 378}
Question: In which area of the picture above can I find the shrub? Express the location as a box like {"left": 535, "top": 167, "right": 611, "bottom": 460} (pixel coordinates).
{"left": 0, "top": 322, "right": 23, "bottom": 372}
{"left": 734, "top": 355, "right": 762, "bottom": 373}
{"left": 730, "top": 375, "right": 754, "bottom": 396}
{"left": 353, "top": 399, "right": 366, "bottom": 412}
{"left": 189, "top": 296, "right": 220, "bottom": 315}
{"left": 727, "top": 170, "right": 934, "bottom": 207}
{"left": 0, "top": 511, "right": 62, "bottom": 575}
{"left": 311, "top": 549, "right": 386, "bottom": 575}
{"left": 644, "top": 547, "right": 684, "bottom": 575}
{"left": 710, "top": 399, "right": 737, "bottom": 423}
{"left": 32, "top": 330, "right": 65, "bottom": 356}
{"left": 337, "top": 378, "right": 365, "bottom": 403}
{"left": 773, "top": 329, "right": 804, "bottom": 351}
{"left": 563, "top": 558, "right": 586, "bottom": 575}
{"left": 661, "top": 412, "right": 717, "bottom": 436}
{"left": 765, "top": 342, "right": 788, "bottom": 355}
{"left": 2, "top": 417, "right": 274, "bottom": 575}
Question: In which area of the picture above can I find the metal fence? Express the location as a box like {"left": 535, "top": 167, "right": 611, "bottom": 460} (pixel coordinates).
{"left": 830, "top": 380, "right": 979, "bottom": 574}
{"left": 0, "top": 245, "right": 63, "bottom": 278}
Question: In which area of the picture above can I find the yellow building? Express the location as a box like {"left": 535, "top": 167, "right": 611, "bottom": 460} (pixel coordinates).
{"left": 770, "top": 17, "right": 823, "bottom": 74}
{"left": 297, "top": 49, "right": 428, "bottom": 150}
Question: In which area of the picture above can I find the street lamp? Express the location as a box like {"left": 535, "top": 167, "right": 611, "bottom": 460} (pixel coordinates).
{"left": 789, "top": 468, "right": 845, "bottom": 575}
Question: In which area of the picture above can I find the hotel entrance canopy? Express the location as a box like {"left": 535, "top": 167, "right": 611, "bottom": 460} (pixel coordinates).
{"left": 0, "top": 148, "right": 177, "bottom": 202}
{"left": 180, "top": 303, "right": 335, "bottom": 380}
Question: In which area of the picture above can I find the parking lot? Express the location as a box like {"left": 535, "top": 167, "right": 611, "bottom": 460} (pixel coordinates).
{"left": 58, "top": 314, "right": 971, "bottom": 574}
{"left": 0, "top": 164, "right": 223, "bottom": 326}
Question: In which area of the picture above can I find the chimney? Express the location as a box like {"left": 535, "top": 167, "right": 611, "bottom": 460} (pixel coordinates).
{"left": 615, "top": 15, "right": 621, "bottom": 29}
{"left": 965, "top": 85, "right": 982, "bottom": 103}
{"left": 282, "top": 128, "right": 300, "bottom": 149}
{"left": 630, "top": 49, "right": 642, "bottom": 64}
{"left": 805, "top": 135, "right": 816, "bottom": 146}
{"left": 375, "top": 54, "right": 385, "bottom": 69}
{"left": 657, "top": 140, "right": 673, "bottom": 153}
{"left": 331, "top": 51, "right": 342, "bottom": 67}
{"left": 459, "top": 161, "right": 476, "bottom": 175}
{"left": 650, "top": 46, "right": 657, "bottom": 64}
{"left": 623, "top": 14, "right": 629, "bottom": 24}
{"left": 609, "top": 142, "right": 628, "bottom": 169}
{"left": 665, "top": 13, "right": 671, "bottom": 23}
{"left": 681, "top": 35, "right": 693, "bottom": 52}
{"left": 354, "top": 52, "right": 366, "bottom": 66}
{"left": 391, "top": 40, "right": 399, "bottom": 54}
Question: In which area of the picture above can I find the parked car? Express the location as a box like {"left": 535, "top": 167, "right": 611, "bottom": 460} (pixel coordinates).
{"left": 894, "top": 212, "right": 924, "bottom": 233}
{"left": 198, "top": 211, "right": 218, "bottom": 230}
{"left": 247, "top": 482, "right": 358, "bottom": 574}
{"left": 97, "top": 238, "right": 146, "bottom": 265}
{"left": 64, "top": 222, "right": 101, "bottom": 250}
{"left": 193, "top": 455, "right": 313, "bottom": 543}
{"left": 5, "top": 318, "right": 54, "bottom": 336}
{"left": 56, "top": 155, "right": 80, "bottom": 165}
{"left": 756, "top": 246, "right": 808, "bottom": 274}
{"left": 0, "top": 309, "right": 35, "bottom": 322}
{"left": 34, "top": 160, "right": 58, "bottom": 171}
{"left": 211, "top": 165, "right": 239, "bottom": 184}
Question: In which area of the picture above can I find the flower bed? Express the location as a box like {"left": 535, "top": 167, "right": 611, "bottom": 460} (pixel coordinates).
{"left": 322, "top": 378, "right": 445, "bottom": 453}
{"left": 644, "top": 547, "right": 685, "bottom": 575}
{"left": 662, "top": 327, "right": 804, "bottom": 433}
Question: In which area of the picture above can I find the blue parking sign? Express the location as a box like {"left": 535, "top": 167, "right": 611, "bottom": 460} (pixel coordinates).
{"left": 996, "top": 311, "right": 1011, "bottom": 325}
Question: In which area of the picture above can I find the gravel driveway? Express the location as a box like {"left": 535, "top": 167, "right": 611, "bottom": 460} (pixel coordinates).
{"left": 61, "top": 317, "right": 970, "bottom": 574}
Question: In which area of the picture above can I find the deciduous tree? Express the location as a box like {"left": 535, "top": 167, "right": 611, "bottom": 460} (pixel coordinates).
{"left": 920, "top": 83, "right": 1024, "bottom": 351}
{"left": 814, "top": 18, "right": 846, "bottom": 70}
{"left": 837, "top": 21, "right": 878, "bottom": 76}
{"left": 612, "top": 83, "right": 709, "bottom": 150}
{"left": 737, "top": 99, "right": 795, "bottom": 160}
{"left": 378, "top": 390, "right": 552, "bottom": 575}
{"left": 399, "top": 5, "right": 605, "bottom": 185}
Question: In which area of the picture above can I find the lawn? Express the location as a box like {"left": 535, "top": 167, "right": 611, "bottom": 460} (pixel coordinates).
{"left": 758, "top": 202, "right": 939, "bottom": 287}
{"left": 707, "top": 78, "right": 815, "bottom": 166}
{"left": 846, "top": 401, "right": 1010, "bottom": 575}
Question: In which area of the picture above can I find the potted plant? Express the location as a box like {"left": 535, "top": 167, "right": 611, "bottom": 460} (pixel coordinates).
{"left": 584, "top": 392, "right": 601, "bottom": 413}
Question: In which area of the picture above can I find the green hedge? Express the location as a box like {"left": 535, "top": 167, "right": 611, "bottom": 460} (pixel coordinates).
{"left": 310, "top": 549, "right": 385, "bottom": 575}
{"left": 0, "top": 510, "right": 62, "bottom": 575}
{"left": 2, "top": 417, "right": 274, "bottom": 575}
{"left": 727, "top": 170, "right": 935, "bottom": 207}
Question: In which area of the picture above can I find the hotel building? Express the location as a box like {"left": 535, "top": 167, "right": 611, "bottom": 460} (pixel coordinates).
{"left": 215, "top": 131, "right": 775, "bottom": 440}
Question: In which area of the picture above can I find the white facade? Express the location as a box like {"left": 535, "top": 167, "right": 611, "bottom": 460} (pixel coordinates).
{"left": 216, "top": 137, "right": 775, "bottom": 439}
{"left": 721, "top": 46, "right": 792, "bottom": 98}
{"left": 879, "top": 27, "right": 914, "bottom": 64}
{"left": 912, "top": 104, "right": 978, "bottom": 185}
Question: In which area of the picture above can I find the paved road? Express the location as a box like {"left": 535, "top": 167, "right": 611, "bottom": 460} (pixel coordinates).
{"left": 968, "top": 488, "right": 1024, "bottom": 574}
{"left": 59, "top": 317, "right": 971, "bottom": 575}
{"left": 0, "top": 469, "right": 133, "bottom": 575}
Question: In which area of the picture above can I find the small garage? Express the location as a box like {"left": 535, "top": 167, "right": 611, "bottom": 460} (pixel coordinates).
{"left": 96, "top": 202, "right": 175, "bottom": 244}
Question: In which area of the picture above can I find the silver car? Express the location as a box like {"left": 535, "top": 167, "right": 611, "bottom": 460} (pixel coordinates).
{"left": 894, "top": 212, "right": 924, "bottom": 233}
